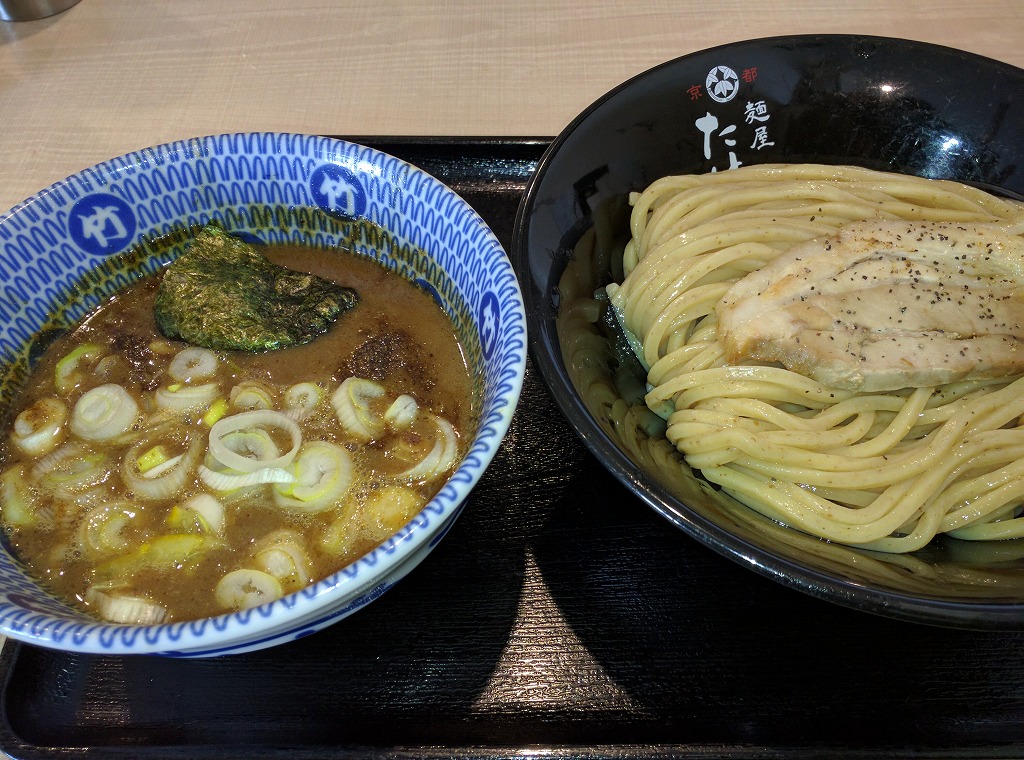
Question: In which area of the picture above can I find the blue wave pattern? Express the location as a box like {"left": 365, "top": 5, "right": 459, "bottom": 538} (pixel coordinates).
{"left": 0, "top": 133, "right": 526, "bottom": 655}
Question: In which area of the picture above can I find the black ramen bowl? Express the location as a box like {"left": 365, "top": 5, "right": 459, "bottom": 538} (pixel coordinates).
{"left": 512, "top": 34, "right": 1024, "bottom": 629}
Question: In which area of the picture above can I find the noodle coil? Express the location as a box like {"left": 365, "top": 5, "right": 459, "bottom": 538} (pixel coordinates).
{"left": 607, "top": 163, "right": 1024, "bottom": 553}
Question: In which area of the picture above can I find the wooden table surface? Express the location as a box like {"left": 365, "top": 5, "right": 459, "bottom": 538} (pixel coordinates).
{"left": 1, "top": 0, "right": 1022, "bottom": 216}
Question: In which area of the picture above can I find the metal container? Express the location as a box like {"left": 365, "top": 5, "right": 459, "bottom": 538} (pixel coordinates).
{"left": 0, "top": 0, "right": 80, "bottom": 22}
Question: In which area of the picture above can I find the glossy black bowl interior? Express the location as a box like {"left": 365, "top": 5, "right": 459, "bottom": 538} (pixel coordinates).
{"left": 513, "top": 34, "right": 1024, "bottom": 628}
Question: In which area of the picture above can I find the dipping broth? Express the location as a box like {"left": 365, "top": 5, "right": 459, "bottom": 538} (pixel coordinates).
{"left": 0, "top": 241, "right": 477, "bottom": 624}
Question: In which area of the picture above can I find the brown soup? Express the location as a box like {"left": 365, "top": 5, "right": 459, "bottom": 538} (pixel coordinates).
{"left": 0, "top": 243, "right": 476, "bottom": 624}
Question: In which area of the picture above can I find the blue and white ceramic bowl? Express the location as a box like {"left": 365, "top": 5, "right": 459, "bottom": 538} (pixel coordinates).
{"left": 0, "top": 133, "right": 526, "bottom": 656}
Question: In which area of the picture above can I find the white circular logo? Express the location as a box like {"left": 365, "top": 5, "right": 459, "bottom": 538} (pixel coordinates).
{"left": 706, "top": 65, "right": 740, "bottom": 103}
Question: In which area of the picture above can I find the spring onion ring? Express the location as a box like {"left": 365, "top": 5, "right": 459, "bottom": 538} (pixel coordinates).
{"left": 79, "top": 501, "right": 137, "bottom": 557}
{"left": 71, "top": 384, "right": 139, "bottom": 442}
{"left": 94, "top": 534, "right": 223, "bottom": 581}
{"left": 11, "top": 397, "right": 68, "bottom": 457}
{"left": 94, "top": 354, "right": 126, "bottom": 381}
{"left": 331, "top": 377, "right": 386, "bottom": 441}
{"left": 219, "top": 429, "right": 280, "bottom": 462}
{"left": 384, "top": 395, "right": 419, "bottom": 430}
{"left": 55, "top": 344, "right": 105, "bottom": 395}
{"left": 365, "top": 484, "right": 424, "bottom": 536}
{"left": 30, "top": 441, "right": 87, "bottom": 480}
{"left": 208, "top": 410, "right": 301, "bottom": 473}
{"left": 230, "top": 381, "right": 276, "bottom": 411}
{"left": 273, "top": 440, "right": 353, "bottom": 513}
{"left": 284, "top": 382, "right": 322, "bottom": 420}
{"left": 155, "top": 382, "right": 220, "bottom": 414}
{"left": 36, "top": 446, "right": 111, "bottom": 499}
{"left": 215, "top": 568, "right": 283, "bottom": 610}
{"left": 181, "top": 493, "right": 226, "bottom": 535}
{"left": 198, "top": 464, "right": 297, "bottom": 491}
{"left": 122, "top": 433, "right": 202, "bottom": 500}
{"left": 254, "top": 529, "right": 313, "bottom": 588}
{"left": 85, "top": 587, "right": 167, "bottom": 625}
{"left": 0, "top": 465, "right": 38, "bottom": 528}
{"left": 397, "top": 413, "right": 460, "bottom": 482}
{"left": 168, "top": 347, "right": 219, "bottom": 382}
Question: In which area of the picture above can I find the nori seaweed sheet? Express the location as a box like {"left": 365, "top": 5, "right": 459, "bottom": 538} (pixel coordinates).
{"left": 154, "top": 225, "right": 359, "bottom": 352}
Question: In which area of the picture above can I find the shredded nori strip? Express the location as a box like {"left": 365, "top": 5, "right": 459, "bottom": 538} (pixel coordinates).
{"left": 154, "top": 224, "right": 359, "bottom": 352}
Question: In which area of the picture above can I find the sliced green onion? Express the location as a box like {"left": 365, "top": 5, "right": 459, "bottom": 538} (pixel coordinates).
{"left": 208, "top": 410, "right": 301, "bottom": 473}
{"left": 165, "top": 504, "right": 209, "bottom": 535}
{"left": 220, "top": 429, "right": 280, "bottom": 462}
{"left": 11, "top": 397, "right": 68, "bottom": 457}
{"left": 94, "top": 534, "right": 222, "bottom": 580}
{"left": 215, "top": 568, "right": 283, "bottom": 610}
{"left": 122, "top": 433, "right": 201, "bottom": 500}
{"left": 181, "top": 492, "right": 225, "bottom": 535}
{"left": 202, "top": 398, "right": 230, "bottom": 427}
{"left": 254, "top": 529, "right": 313, "bottom": 589}
{"left": 36, "top": 445, "right": 111, "bottom": 499}
{"left": 364, "top": 484, "right": 426, "bottom": 537}
{"left": 168, "top": 347, "right": 219, "bottom": 382}
{"left": 55, "top": 343, "right": 105, "bottom": 395}
{"left": 331, "top": 377, "right": 386, "bottom": 441}
{"left": 0, "top": 465, "right": 38, "bottom": 528}
{"left": 93, "top": 354, "right": 126, "bottom": 381}
{"left": 84, "top": 587, "right": 167, "bottom": 625}
{"left": 273, "top": 440, "right": 353, "bottom": 513}
{"left": 154, "top": 382, "right": 220, "bottom": 414}
{"left": 136, "top": 445, "right": 171, "bottom": 474}
{"left": 66, "top": 486, "right": 108, "bottom": 510}
{"left": 284, "top": 382, "right": 322, "bottom": 420}
{"left": 143, "top": 453, "right": 185, "bottom": 478}
{"left": 70, "top": 383, "right": 139, "bottom": 442}
{"left": 230, "top": 381, "right": 276, "bottom": 411}
{"left": 31, "top": 441, "right": 86, "bottom": 479}
{"left": 384, "top": 394, "right": 419, "bottom": 430}
{"left": 79, "top": 501, "right": 137, "bottom": 557}
{"left": 319, "top": 515, "right": 358, "bottom": 556}
{"left": 198, "top": 464, "right": 296, "bottom": 491}
{"left": 396, "top": 413, "right": 460, "bottom": 482}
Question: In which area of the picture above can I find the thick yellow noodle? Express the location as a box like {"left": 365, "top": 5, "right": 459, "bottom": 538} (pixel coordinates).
{"left": 607, "top": 163, "right": 1024, "bottom": 553}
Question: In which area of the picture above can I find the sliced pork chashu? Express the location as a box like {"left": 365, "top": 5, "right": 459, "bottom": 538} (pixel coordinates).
{"left": 716, "top": 219, "right": 1024, "bottom": 392}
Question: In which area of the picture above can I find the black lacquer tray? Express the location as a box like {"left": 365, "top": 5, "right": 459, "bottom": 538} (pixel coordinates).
{"left": 3, "top": 139, "right": 1024, "bottom": 760}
